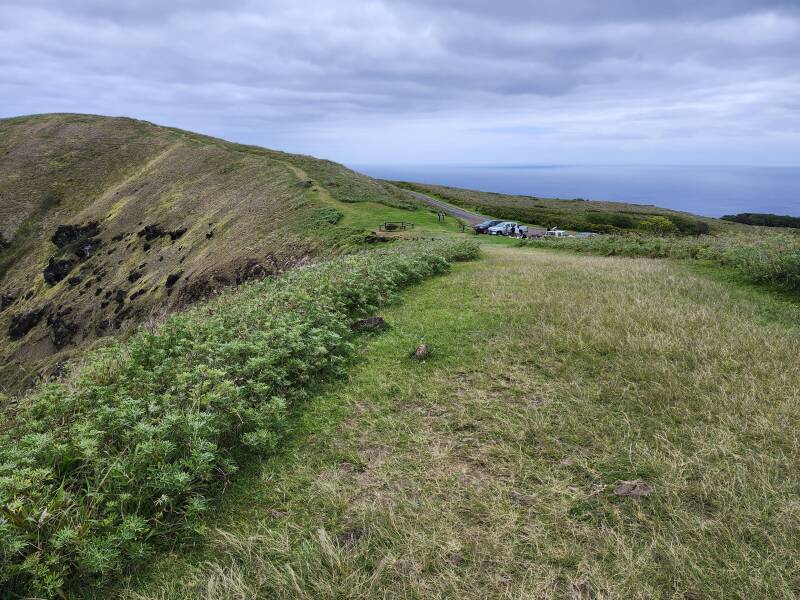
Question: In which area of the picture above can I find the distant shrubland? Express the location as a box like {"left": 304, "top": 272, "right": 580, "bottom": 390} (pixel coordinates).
{"left": 721, "top": 213, "right": 800, "bottom": 229}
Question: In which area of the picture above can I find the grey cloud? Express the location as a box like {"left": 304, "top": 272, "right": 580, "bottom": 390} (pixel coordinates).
{"left": 0, "top": 0, "right": 798, "bottom": 164}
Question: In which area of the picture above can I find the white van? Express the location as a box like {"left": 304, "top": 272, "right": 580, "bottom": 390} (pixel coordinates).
{"left": 544, "top": 229, "right": 567, "bottom": 238}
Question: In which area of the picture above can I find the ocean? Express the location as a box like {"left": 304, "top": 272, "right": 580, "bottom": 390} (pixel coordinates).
{"left": 351, "top": 164, "right": 800, "bottom": 218}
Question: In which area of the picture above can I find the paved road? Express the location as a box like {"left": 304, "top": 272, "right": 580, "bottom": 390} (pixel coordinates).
{"left": 406, "top": 190, "right": 486, "bottom": 226}
{"left": 406, "top": 190, "right": 548, "bottom": 236}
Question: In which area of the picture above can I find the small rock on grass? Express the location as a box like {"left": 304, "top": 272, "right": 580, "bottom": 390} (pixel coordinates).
{"left": 509, "top": 490, "right": 536, "bottom": 506}
{"left": 613, "top": 479, "right": 654, "bottom": 498}
{"left": 413, "top": 344, "right": 429, "bottom": 360}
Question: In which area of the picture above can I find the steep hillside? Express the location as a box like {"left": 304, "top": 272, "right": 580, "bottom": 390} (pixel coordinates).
{"left": 0, "top": 114, "right": 419, "bottom": 391}
{"left": 393, "top": 181, "right": 717, "bottom": 234}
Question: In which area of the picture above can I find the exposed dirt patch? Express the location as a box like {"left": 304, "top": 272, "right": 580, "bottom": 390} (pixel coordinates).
{"left": 613, "top": 480, "right": 654, "bottom": 498}
{"left": 333, "top": 527, "right": 365, "bottom": 547}
{"left": 351, "top": 316, "right": 387, "bottom": 332}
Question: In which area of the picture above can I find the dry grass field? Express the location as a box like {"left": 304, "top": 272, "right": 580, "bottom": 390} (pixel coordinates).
{"left": 121, "top": 245, "right": 800, "bottom": 599}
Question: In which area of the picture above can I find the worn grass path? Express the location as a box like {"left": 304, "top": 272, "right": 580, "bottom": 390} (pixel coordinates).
{"left": 124, "top": 246, "right": 800, "bottom": 599}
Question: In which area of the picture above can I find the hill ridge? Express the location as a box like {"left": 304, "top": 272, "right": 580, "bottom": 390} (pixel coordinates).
{"left": 0, "top": 113, "right": 419, "bottom": 391}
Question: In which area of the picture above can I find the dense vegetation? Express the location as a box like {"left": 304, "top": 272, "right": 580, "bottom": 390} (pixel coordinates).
{"left": 523, "top": 230, "right": 800, "bottom": 290}
{"left": 0, "top": 239, "right": 479, "bottom": 597}
{"left": 394, "top": 181, "right": 712, "bottom": 235}
{"left": 721, "top": 212, "right": 800, "bottom": 229}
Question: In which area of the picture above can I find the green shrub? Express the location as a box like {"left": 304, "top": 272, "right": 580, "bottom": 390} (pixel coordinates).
{"left": 312, "top": 207, "right": 344, "bottom": 225}
{"left": 639, "top": 216, "right": 678, "bottom": 236}
{"left": 667, "top": 214, "right": 711, "bottom": 235}
{"left": 0, "top": 239, "right": 480, "bottom": 596}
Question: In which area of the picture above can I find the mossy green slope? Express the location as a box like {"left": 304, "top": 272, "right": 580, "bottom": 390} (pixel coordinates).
{"left": 0, "top": 114, "right": 424, "bottom": 391}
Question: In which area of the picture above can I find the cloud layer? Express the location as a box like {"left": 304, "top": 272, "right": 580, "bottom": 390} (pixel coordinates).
{"left": 1, "top": 0, "right": 798, "bottom": 164}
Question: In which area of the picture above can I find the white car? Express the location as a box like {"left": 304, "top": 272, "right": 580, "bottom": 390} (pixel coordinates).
{"left": 487, "top": 221, "right": 518, "bottom": 235}
{"left": 544, "top": 229, "right": 568, "bottom": 238}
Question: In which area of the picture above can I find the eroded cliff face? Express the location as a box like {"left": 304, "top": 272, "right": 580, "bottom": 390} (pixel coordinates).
{"left": 0, "top": 113, "right": 413, "bottom": 391}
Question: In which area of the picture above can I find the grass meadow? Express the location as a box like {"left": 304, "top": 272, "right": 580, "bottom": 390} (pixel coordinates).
{"left": 121, "top": 245, "right": 800, "bottom": 599}
{"left": 524, "top": 229, "right": 800, "bottom": 291}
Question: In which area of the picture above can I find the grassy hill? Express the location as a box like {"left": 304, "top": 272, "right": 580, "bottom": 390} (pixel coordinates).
{"left": 393, "top": 180, "right": 716, "bottom": 234}
{"left": 0, "top": 114, "right": 442, "bottom": 392}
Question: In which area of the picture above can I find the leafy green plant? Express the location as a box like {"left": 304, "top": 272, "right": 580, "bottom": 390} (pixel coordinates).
{"left": 0, "top": 239, "right": 479, "bottom": 597}
{"left": 311, "top": 207, "right": 344, "bottom": 225}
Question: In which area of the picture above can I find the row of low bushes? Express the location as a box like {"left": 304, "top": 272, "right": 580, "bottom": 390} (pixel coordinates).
{"left": 0, "top": 239, "right": 480, "bottom": 597}
{"left": 522, "top": 232, "right": 800, "bottom": 290}
{"left": 722, "top": 213, "right": 800, "bottom": 229}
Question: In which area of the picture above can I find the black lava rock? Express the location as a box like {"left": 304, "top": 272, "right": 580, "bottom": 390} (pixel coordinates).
{"left": 44, "top": 257, "right": 77, "bottom": 285}
{"left": 75, "top": 237, "right": 101, "bottom": 259}
{"left": 165, "top": 271, "right": 183, "bottom": 288}
{"left": 47, "top": 312, "right": 78, "bottom": 348}
{"left": 138, "top": 224, "right": 165, "bottom": 241}
{"left": 9, "top": 309, "right": 44, "bottom": 340}
{"left": 169, "top": 227, "right": 187, "bottom": 241}
{"left": 0, "top": 292, "right": 16, "bottom": 311}
{"left": 51, "top": 222, "right": 99, "bottom": 248}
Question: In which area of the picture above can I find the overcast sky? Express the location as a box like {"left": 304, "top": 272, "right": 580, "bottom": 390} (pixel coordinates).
{"left": 1, "top": 0, "right": 799, "bottom": 165}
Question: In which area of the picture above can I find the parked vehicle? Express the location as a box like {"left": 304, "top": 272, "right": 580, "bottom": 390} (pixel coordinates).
{"left": 487, "top": 221, "right": 519, "bottom": 235}
{"left": 544, "top": 228, "right": 568, "bottom": 238}
{"left": 473, "top": 220, "right": 502, "bottom": 234}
